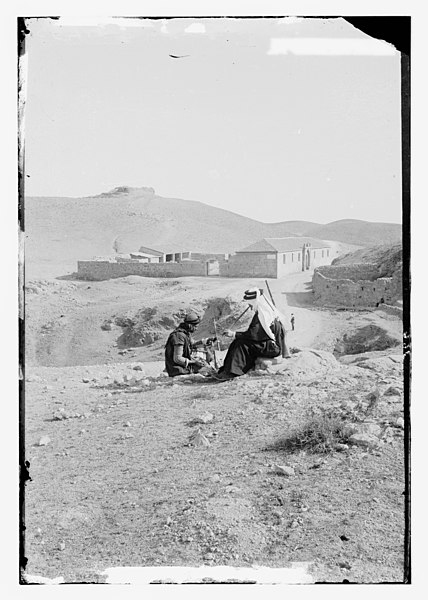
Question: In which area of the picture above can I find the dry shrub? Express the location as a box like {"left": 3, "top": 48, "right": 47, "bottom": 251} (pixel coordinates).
{"left": 270, "top": 413, "right": 349, "bottom": 454}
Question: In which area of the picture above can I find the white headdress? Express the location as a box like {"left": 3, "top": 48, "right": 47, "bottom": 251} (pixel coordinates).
{"left": 243, "top": 288, "right": 287, "bottom": 340}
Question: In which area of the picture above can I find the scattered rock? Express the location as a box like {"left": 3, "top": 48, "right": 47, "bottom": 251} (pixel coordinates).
{"left": 58, "top": 541, "right": 66, "bottom": 551}
{"left": 335, "top": 443, "right": 349, "bottom": 452}
{"left": 190, "top": 412, "right": 214, "bottom": 425}
{"left": 338, "top": 561, "right": 352, "bottom": 570}
{"left": 82, "top": 378, "right": 90, "bottom": 383}
{"left": 37, "top": 436, "right": 51, "bottom": 447}
{"left": 204, "top": 553, "right": 215, "bottom": 561}
{"left": 133, "top": 365, "right": 144, "bottom": 371}
{"left": 358, "top": 422, "right": 382, "bottom": 437}
{"left": 210, "top": 474, "right": 221, "bottom": 483}
{"left": 225, "top": 486, "right": 241, "bottom": 494}
{"left": 124, "top": 422, "right": 132, "bottom": 428}
{"left": 273, "top": 464, "right": 295, "bottom": 477}
{"left": 52, "top": 409, "right": 69, "bottom": 421}
{"left": 366, "top": 389, "right": 381, "bottom": 402}
{"left": 188, "top": 429, "right": 211, "bottom": 448}
{"left": 342, "top": 423, "right": 359, "bottom": 437}
{"left": 384, "top": 386, "right": 402, "bottom": 397}
{"left": 395, "top": 417, "right": 405, "bottom": 429}
{"left": 339, "top": 534, "right": 350, "bottom": 542}
{"left": 348, "top": 433, "right": 379, "bottom": 449}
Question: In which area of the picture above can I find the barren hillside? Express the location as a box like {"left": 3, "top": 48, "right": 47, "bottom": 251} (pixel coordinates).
{"left": 305, "top": 219, "right": 401, "bottom": 247}
{"left": 332, "top": 242, "right": 402, "bottom": 278}
{"left": 24, "top": 187, "right": 293, "bottom": 279}
{"left": 24, "top": 188, "right": 400, "bottom": 279}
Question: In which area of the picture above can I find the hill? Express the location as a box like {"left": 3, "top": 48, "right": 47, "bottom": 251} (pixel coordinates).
{"left": 303, "top": 219, "right": 402, "bottom": 247}
{"left": 332, "top": 242, "right": 402, "bottom": 278}
{"left": 24, "top": 188, "right": 401, "bottom": 278}
{"left": 265, "top": 220, "right": 320, "bottom": 236}
{"left": 24, "top": 187, "right": 294, "bottom": 278}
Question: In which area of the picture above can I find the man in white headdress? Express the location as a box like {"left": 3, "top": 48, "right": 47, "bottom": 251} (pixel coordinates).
{"left": 214, "top": 288, "right": 290, "bottom": 381}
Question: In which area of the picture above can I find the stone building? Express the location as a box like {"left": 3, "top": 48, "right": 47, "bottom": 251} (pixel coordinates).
{"left": 220, "top": 237, "right": 333, "bottom": 278}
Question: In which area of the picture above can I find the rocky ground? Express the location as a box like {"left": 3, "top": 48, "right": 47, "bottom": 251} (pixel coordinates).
{"left": 22, "top": 272, "right": 406, "bottom": 583}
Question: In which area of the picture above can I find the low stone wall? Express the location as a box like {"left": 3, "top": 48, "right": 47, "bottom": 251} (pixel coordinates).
{"left": 77, "top": 260, "right": 207, "bottom": 280}
{"left": 316, "top": 263, "right": 380, "bottom": 282}
{"left": 312, "top": 268, "right": 399, "bottom": 308}
{"left": 221, "top": 253, "right": 278, "bottom": 278}
{"left": 376, "top": 303, "right": 403, "bottom": 318}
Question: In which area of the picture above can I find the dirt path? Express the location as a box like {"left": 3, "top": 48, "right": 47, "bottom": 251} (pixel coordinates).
{"left": 268, "top": 272, "right": 341, "bottom": 350}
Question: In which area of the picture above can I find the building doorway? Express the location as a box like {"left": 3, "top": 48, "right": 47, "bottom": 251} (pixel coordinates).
{"left": 206, "top": 260, "right": 219, "bottom": 276}
{"left": 305, "top": 250, "right": 311, "bottom": 270}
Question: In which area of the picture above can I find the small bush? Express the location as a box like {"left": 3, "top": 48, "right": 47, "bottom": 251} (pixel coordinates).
{"left": 270, "top": 414, "right": 349, "bottom": 454}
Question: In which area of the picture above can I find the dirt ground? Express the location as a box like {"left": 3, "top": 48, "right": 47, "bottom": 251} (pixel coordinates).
{"left": 23, "top": 271, "right": 406, "bottom": 583}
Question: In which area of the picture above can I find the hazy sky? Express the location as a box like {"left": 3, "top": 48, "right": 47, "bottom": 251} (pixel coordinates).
{"left": 24, "top": 17, "right": 402, "bottom": 224}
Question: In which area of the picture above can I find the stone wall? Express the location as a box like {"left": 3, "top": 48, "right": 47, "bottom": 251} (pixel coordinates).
{"left": 189, "top": 253, "right": 228, "bottom": 262}
{"left": 315, "top": 263, "right": 380, "bottom": 282}
{"left": 312, "top": 264, "right": 402, "bottom": 308}
{"left": 220, "top": 253, "right": 278, "bottom": 278}
{"left": 77, "top": 260, "right": 207, "bottom": 280}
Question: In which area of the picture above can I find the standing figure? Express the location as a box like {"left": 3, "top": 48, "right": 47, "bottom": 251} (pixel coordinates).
{"left": 214, "top": 288, "right": 289, "bottom": 381}
{"left": 290, "top": 313, "right": 295, "bottom": 331}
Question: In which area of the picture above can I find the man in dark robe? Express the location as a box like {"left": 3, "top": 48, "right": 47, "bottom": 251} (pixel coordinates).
{"left": 214, "top": 288, "right": 287, "bottom": 381}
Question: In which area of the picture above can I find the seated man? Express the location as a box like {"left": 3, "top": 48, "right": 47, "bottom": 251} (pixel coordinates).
{"left": 214, "top": 288, "right": 289, "bottom": 381}
{"left": 164, "top": 311, "right": 215, "bottom": 377}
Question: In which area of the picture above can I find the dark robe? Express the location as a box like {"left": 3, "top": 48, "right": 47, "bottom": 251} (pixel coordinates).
{"left": 164, "top": 327, "right": 193, "bottom": 377}
{"left": 219, "top": 312, "right": 281, "bottom": 377}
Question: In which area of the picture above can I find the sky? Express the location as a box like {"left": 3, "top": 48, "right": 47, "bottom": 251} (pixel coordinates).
{"left": 23, "top": 16, "right": 403, "bottom": 224}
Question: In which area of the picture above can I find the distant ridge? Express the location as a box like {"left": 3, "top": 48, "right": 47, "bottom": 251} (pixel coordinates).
{"left": 25, "top": 187, "right": 401, "bottom": 278}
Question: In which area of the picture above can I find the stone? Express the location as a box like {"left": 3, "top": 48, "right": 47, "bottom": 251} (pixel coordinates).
{"left": 133, "top": 365, "right": 144, "bottom": 371}
{"left": 210, "top": 474, "right": 221, "bottom": 483}
{"left": 384, "top": 386, "right": 402, "bottom": 397}
{"left": 191, "top": 412, "right": 214, "bottom": 425}
{"left": 274, "top": 464, "right": 295, "bottom": 477}
{"left": 124, "top": 422, "right": 132, "bottom": 427}
{"left": 204, "top": 553, "right": 215, "bottom": 561}
{"left": 82, "top": 378, "right": 90, "bottom": 383}
{"left": 395, "top": 417, "right": 405, "bottom": 429}
{"left": 58, "top": 541, "right": 66, "bottom": 551}
{"left": 335, "top": 443, "right": 349, "bottom": 452}
{"left": 38, "top": 436, "right": 51, "bottom": 446}
{"left": 342, "top": 424, "right": 359, "bottom": 437}
{"left": 366, "top": 389, "right": 381, "bottom": 402}
{"left": 349, "top": 433, "right": 379, "bottom": 449}
{"left": 189, "top": 429, "right": 211, "bottom": 447}
{"left": 358, "top": 422, "right": 382, "bottom": 437}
